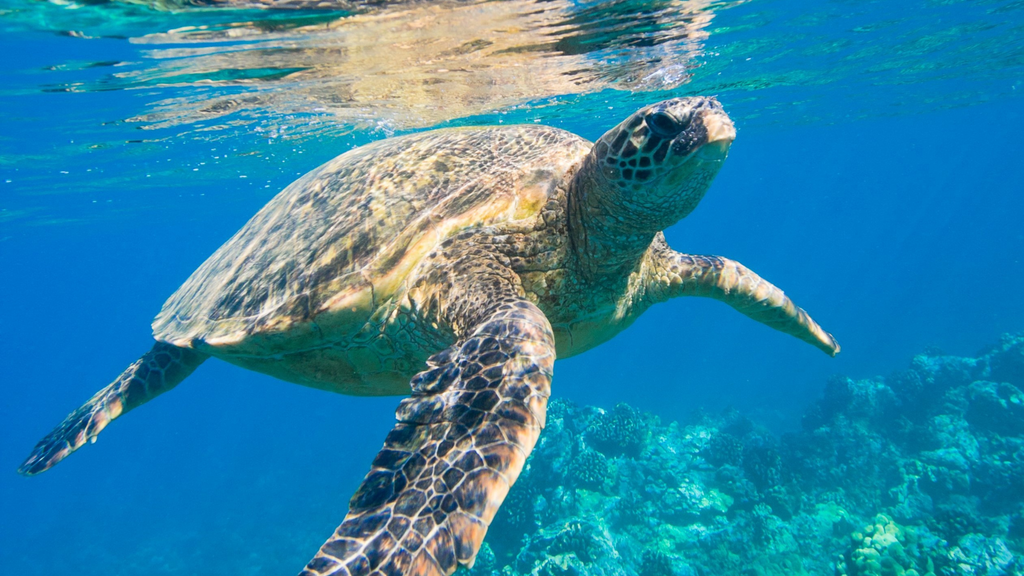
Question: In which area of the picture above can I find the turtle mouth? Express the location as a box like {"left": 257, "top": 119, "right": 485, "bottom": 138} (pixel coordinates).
{"left": 702, "top": 111, "right": 736, "bottom": 146}
{"left": 669, "top": 108, "right": 735, "bottom": 160}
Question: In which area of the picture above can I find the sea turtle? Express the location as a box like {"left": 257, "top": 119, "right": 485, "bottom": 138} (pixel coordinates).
{"left": 19, "top": 97, "right": 839, "bottom": 576}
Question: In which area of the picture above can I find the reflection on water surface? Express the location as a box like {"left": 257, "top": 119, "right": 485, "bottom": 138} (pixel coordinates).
{"left": 0, "top": 0, "right": 1021, "bottom": 226}
{"left": 2, "top": 0, "right": 1020, "bottom": 143}
{"left": 36, "top": 0, "right": 723, "bottom": 134}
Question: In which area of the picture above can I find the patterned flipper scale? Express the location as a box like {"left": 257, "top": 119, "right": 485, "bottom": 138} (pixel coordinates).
{"left": 301, "top": 300, "right": 555, "bottom": 576}
{"left": 673, "top": 254, "right": 840, "bottom": 356}
{"left": 647, "top": 237, "right": 840, "bottom": 357}
{"left": 18, "top": 342, "right": 208, "bottom": 475}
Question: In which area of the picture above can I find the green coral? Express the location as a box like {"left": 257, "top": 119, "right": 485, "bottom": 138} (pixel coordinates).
{"left": 838, "top": 514, "right": 936, "bottom": 576}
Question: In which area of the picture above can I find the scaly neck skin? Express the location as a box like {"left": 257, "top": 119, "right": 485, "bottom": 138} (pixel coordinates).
{"left": 567, "top": 154, "right": 661, "bottom": 285}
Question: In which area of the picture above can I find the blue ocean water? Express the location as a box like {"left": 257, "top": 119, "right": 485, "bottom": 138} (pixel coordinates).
{"left": 1, "top": 0, "right": 1023, "bottom": 574}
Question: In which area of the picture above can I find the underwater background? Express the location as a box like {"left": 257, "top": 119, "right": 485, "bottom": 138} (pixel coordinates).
{"left": 1, "top": 0, "right": 1023, "bottom": 574}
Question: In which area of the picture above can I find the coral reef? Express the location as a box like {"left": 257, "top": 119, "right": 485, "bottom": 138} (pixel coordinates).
{"left": 568, "top": 449, "right": 610, "bottom": 491}
{"left": 475, "top": 332, "right": 1024, "bottom": 576}
{"left": 587, "top": 403, "right": 652, "bottom": 457}
{"left": 837, "top": 514, "right": 937, "bottom": 576}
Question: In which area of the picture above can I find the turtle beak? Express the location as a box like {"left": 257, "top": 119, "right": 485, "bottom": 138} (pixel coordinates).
{"left": 699, "top": 110, "right": 735, "bottom": 159}
{"left": 656, "top": 97, "right": 735, "bottom": 160}
{"left": 703, "top": 109, "right": 736, "bottom": 145}
{"left": 694, "top": 97, "right": 735, "bottom": 157}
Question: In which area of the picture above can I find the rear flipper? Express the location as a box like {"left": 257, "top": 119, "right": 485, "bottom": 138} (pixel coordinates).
{"left": 18, "top": 342, "right": 207, "bottom": 476}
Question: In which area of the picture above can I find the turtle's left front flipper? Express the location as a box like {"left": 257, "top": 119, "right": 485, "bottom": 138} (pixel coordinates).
{"left": 302, "top": 299, "right": 554, "bottom": 576}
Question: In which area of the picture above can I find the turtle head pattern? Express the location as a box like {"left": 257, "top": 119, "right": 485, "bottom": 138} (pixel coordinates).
{"left": 591, "top": 96, "right": 736, "bottom": 228}
{"left": 568, "top": 97, "right": 737, "bottom": 278}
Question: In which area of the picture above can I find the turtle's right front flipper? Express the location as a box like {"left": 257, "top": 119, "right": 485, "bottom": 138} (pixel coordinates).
{"left": 647, "top": 237, "right": 840, "bottom": 356}
{"left": 18, "top": 342, "right": 207, "bottom": 475}
{"left": 302, "top": 299, "right": 555, "bottom": 576}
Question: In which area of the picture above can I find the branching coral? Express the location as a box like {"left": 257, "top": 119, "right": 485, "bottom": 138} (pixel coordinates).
{"left": 550, "top": 521, "right": 599, "bottom": 563}
{"left": 743, "top": 434, "right": 785, "bottom": 492}
{"left": 964, "top": 381, "right": 1024, "bottom": 437}
{"left": 704, "top": 431, "right": 744, "bottom": 467}
{"left": 512, "top": 519, "right": 621, "bottom": 576}
{"left": 639, "top": 549, "right": 674, "bottom": 576}
{"left": 568, "top": 448, "right": 609, "bottom": 490}
{"left": 587, "top": 403, "right": 651, "bottom": 457}
{"left": 928, "top": 499, "right": 987, "bottom": 544}
{"left": 946, "top": 534, "right": 1019, "bottom": 576}
{"left": 613, "top": 490, "right": 650, "bottom": 527}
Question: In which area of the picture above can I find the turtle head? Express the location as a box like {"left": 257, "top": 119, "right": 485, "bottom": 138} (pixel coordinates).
{"left": 591, "top": 97, "right": 735, "bottom": 228}
{"left": 569, "top": 97, "right": 735, "bottom": 278}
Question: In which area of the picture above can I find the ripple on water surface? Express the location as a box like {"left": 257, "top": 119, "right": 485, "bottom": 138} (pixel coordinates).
{"left": 0, "top": 0, "right": 1022, "bottom": 227}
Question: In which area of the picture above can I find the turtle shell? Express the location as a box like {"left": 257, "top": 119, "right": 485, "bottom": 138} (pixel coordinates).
{"left": 152, "top": 125, "right": 590, "bottom": 357}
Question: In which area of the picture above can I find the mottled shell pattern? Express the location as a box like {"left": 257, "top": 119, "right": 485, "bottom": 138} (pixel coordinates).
{"left": 153, "top": 126, "right": 591, "bottom": 359}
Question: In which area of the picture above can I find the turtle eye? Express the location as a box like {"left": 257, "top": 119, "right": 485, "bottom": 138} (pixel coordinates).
{"left": 646, "top": 111, "right": 687, "bottom": 139}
